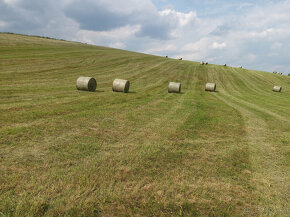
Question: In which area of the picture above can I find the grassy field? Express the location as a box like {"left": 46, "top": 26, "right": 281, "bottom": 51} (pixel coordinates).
{"left": 0, "top": 33, "right": 289, "bottom": 216}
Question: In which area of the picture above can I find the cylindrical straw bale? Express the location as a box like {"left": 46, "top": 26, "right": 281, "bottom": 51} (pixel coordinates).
{"left": 224, "top": 64, "right": 227, "bottom": 66}
{"left": 76, "top": 77, "right": 97, "bottom": 91}
{"left": 273, "top": 86, "right": 282, "bottom": 92}
{"left": 205, "top": 62, "right": 208, "bottom": 65}
{"left": 200, "top": 61, "right": 204, "bottom": 65}
{"left": 112, "top": 79, "right": 130, "bottom": 93}
{"left": 168, "top": 82, "right": 181, "bottom": 93}
{"left": 205, "top": 83, "right": 216, "bottom": 92}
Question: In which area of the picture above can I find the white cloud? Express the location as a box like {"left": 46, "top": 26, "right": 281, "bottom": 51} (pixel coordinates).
{"left": 145, "top": 43, "right": 176, "bottom": 53}
{"left": 3, "top": 0, "right": 19, "bottom": 5}
{"left": 73, "top": 25, "right": 140, "bottom": 46}
{"left": 212, "top": 42, "right": 227, "bottom": 49}
{"left": 159, "top": 9, "right": 196, "bottom": 27}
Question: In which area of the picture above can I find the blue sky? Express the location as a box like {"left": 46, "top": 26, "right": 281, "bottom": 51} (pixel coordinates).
{"left": 1, "top": 0, "right": 290, "bottom": 74}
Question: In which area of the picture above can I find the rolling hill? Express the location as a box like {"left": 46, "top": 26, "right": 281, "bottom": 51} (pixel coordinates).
{"left": 0, "top": 33, "right": 289, "bottom": 216}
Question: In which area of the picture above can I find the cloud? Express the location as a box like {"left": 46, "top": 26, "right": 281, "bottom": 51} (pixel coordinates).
{"left": 0, "top": 20, "right": 8, "bottom": 28}
{"left": 64, "top": 0, "right": 176, "bottom": 39}
{"left": 0, "top": 0, "right": 74, "bottom": 33}
{"left": 212, "top": 42, "right": 226, "bottom": 49}
{"left": 73, "top": 25, "right": 140, "bottom": 46}
{"left": 159, "top": 9, "right": 196, "bottom": 27}
{"left": 145, "top": 43, "right": 176, "bottom": 53}
{"left": 3, "top": 0, "right": 19, "bottom": 5}
{"left": 64, "top": 0, "right": 139, "bottom": 31}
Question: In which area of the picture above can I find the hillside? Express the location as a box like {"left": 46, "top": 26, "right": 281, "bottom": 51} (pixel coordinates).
{"left": 0, "top": 33, "right": 289, "bottom": 216}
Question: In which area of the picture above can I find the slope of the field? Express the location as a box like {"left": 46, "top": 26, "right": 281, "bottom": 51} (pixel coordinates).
{"left": 0, "top": 33, "right": 289, "bottom": 216}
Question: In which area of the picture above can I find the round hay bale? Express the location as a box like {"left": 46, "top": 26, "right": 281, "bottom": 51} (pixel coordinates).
{"left": 112, "top": 79, "right": 130, "bottom": 93}
{"left": 165, "top": 55, "right": 168, "bottom": 58}
{"left": 205, "top": 62, "right": 208, "bottom": 65}
{"left": 179, "top": 58, "right": 182, "bottom": 60}
{"left": 76, "top": 77, "right": 97, "bottom": 92}
{"left": 200, "top": 61, "right": 204, "bottom": 65}
{"left": 205, "top": 83, "right": 216, "bottom": 92}
{"left": 224, "top": 64, "right": 227, "bottom": 66}
{"left": 273, "top": 86, "right": 282, "bottom": 92}
{"left": 168, "top": 82, "right": 181, "bottom": 93}
{"left": 273, "top": 71, "right": 277, "bottom": 74}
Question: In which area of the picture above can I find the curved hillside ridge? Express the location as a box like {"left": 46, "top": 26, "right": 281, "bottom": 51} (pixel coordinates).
{"left": 1, "top": 33, "right": 288, "bottom": 75}
{"left": 0, "top": 33, "right": 289, "bottom": 216}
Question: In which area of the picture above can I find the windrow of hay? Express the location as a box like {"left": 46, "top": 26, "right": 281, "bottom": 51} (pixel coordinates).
{"left": 76, "top": 77, "right": 97, "bottom": 92}
{"left": 112, "top": 79, "right": 130, "bottom": 93}
{"left": 168, "top": 82, "right": 181, "bottom": 93}
{"left": 205, "top": 83, "right": 216, "bottom": 92}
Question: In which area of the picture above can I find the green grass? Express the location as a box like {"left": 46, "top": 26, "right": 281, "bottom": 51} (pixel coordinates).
{"left": 0, "top": 33, "right": 289, "bottom": 216}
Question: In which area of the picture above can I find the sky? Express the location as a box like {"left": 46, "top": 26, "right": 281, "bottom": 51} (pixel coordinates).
{"left": 1, "top": 0, "right": 290, "bottom": 74}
